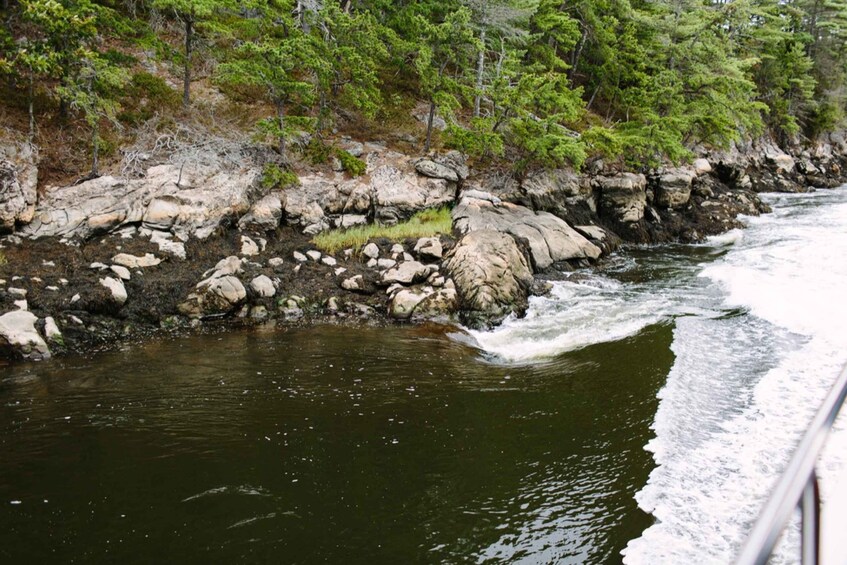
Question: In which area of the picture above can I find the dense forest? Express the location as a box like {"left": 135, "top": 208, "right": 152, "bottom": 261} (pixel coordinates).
{"left": 2, "top": 0, "right": 847, "bottom": 181}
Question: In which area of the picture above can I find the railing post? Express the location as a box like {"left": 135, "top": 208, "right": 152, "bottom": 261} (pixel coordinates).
{"left": 801, "top": 471, "right": 821, "bottom": 565}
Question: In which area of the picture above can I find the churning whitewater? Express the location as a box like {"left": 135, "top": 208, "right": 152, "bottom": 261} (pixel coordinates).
{"left": 467, "top": 188, "right": 847, "bottom": 562}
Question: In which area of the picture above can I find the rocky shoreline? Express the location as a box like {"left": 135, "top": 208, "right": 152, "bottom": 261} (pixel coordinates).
{"left": 2, "top": 131, "right": 846, "bottom": 363}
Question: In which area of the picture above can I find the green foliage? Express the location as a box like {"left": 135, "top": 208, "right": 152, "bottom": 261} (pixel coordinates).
{"left": 312, "top": 207, "right": 452, "bottom": 254}
{"left": 305, "top": 138, "right": 333, "bottom": 165}
{"left": 445, "top": 119, "right": 505, "bottom": 158}
{"left": 119, "top": 71, "right": 181, "bottom": 125}
{"left": 0, "top": 251, "right": 7, "bottom": 266}
{"left": 261, "top": 163, "right": 299, "bottom": 190}
{"left": 335, "top": 150, "right": 367, "bottom": 177}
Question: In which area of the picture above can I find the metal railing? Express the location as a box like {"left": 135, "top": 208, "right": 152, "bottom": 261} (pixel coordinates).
{"left": 736, "top": 364, "right": 847, "bottom": 565}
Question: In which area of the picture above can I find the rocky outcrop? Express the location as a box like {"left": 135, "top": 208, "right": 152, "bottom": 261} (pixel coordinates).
{"left": 453, "top": 196, "right": 601, "bottom": 270}
{"left": 20, "top": 163, "right": 260, "bottom": 240}
{"left": 0, "top": 132, "right": 38, "bottom": 233}
{"left": 285, "top": 150, "right": 459, "bottom": 232}
{"left": 653, "top": 168, "right": 695, "bottom": 209}
{"left": 518, "top": 169, "right": 596, "bottom": 223}
{"left": 594, "top": 173, "right": 648, "bottom": 223}
{"left": 444, "top": 230, "right": 534, "bottom": 328}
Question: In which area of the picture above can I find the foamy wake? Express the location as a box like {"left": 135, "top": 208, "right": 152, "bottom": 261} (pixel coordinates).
{"left": 624, "top": 190, "right": 847, "bottom": 563}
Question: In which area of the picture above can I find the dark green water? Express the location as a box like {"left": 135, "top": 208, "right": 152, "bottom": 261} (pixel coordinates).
{"left": 0, "top": 323, "right": 673, "bottom": 564}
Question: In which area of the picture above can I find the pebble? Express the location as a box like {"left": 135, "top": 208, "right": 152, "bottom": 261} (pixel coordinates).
{"left": 321, "top": 256, "right": 337, "bottom": 267}
{"left": 306, "top": 250, "right": 322, "bottom": 262}
{"left": 293, "top": 251, "right": 308, "bottom": 262}
{"left": 268, "top": 257, "right": 284, "bottom": 267}
{"left": 8, "top": 288, "right": 26, "bottom": 298}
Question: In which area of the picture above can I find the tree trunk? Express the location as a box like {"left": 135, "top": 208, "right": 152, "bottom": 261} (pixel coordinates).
{"left": 183, "top": 17, "right": 193, "bottom": 108}
{"left": 425, "top": 99, "right": 436, "bottom": 152}
{"left": 276, "top": 100, "right": 286, "bottom": 156}
{"left": 474, "top": 28, "right": 486, "bottom": 118}
{"left": 91, "top": 120, "right": 99, "bottom": 178}
{"left": 28, "top": 70, "right": 35, "bottom": 143}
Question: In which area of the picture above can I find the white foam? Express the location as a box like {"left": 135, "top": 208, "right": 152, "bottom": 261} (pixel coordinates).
{"left": 624, "top": 189, "right": 847, "bottom": 563}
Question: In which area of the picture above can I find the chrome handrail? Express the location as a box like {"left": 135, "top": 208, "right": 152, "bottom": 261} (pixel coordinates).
{"left": 736, "top": 364, "right": 847, "bottom": 565}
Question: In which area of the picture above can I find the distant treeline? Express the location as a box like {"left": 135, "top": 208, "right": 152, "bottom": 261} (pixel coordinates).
{"left": 2, "top": 0, "right": 847, "bottom": 175}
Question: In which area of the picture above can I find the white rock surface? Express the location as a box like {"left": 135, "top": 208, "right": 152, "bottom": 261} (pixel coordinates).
{"left": 112, "top": 253, "right": 161, "bottom": 269}
{"left": 0, "top": 310, "right": 50, "bottom": 360}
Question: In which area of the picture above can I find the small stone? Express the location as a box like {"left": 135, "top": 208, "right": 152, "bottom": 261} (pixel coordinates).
{"left": 414, "top": 237, "right": 443, "bottom": 260}
{"left": 59, "top": 278, "right": 69, "bottom": 285}
{"left": 42, "top": 260, "right": 55, "bottom": 267}
{"left": 343, "top": 249, "right": 354, "bottom": 259}
{"left": 69, "top": 315, "right": 83, "bottom": 325}
{"left": 306, "top": 250, "right": 322, "bottom": 262}
{"left": 268, "top": 257, "right": 284, "bottom": 268}
{"left": 366, "top": 258, "right": 377, "bottom": 268}
{"left": 70, "top": 294, "right": 81, "bottom": 304}
{"left": 250, "top": 305, "right": 269, "bottom": 320}
{"left": 341, "top": 275, "right": 365, "bottom": 291}
{"left": 112, "top": 253, "right": 161, "bottom": 269}
{"left": 430, "top": 276, "right": 445, "bottom": 287}
{"left": 110, "top": 265, "right": 131, "bottom": 281}
{"left": 334, "top": 267, "right": 347, "bottom": 276}
{"left": 390, "top": 244, "right": 405, "bottom": 255}
{"left": 381, "top": 261, "right": 430, "bottom": 285}
{"left": 8, "top": 287, "right": 27, "bottom": 298}
{"left": 240, "top": 235, "right": 260, "bottom": 256}
{"left": 321, "top": 256, "right": 337, "bottom": 267}
{"left": 377, "top": 258, "right": 397, "bottom": 270}
{"left": 250, "top": 275, "right": 276, "bottom": 298}
{"left": 362, "top": 243, "right": 380, "bottom": 259}
{"left": 46, "top": 286, "right": 59, "bottom": 292}
{"left": 31, "top": 277, "right": 42, "bottom": 283}
{"left": 100, "top": 277, "right": 128, "bottom": 305}
{"left": 90, "top": 262, "right": 109, "bottom": 270}
{"left": 386, "top": 283, "right": 404, "bottom": 295}
{"left": 44, "top": 317, "right": 62, "bottom": 344}
{"left": 294, "top": 264, "right": 302, "bottom": 274}
{"left": 389, "top": 289, "right": 429, "bottom": 320}
{"left": 326, "top": 297, "right": 340, "bottom": 312}
{"left": 14, "top": 299, "right": 27, "bottom": 311}
{"left": 293, "top": 251, "right": 308, "bottom": 262}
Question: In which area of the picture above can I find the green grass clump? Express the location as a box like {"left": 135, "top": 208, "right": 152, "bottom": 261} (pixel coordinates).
{"left": 313, "top": 207, "right": 452, "bottom": 254}
{"left": 0, "top": 252, "right": 6, "bottom": 266}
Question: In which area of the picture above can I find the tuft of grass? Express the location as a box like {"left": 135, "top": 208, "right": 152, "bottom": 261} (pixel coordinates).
{"left": 0, "top": 251, "right": 6, "bottom": 266}
{"left": 312, "top": 207, "right": 452, "bottom": 255}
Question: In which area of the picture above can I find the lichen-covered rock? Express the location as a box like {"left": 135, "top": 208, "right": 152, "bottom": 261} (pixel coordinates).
{"left": 453, "top": 198, "right": 601, "bottom": 270}
{"left": 443, "top": 230, "right": 533, "bottom": 328}
{"left": 0, "top": 310, "right": 50, "bottom": 361}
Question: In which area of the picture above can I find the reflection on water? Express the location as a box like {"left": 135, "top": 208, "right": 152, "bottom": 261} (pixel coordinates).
{"left": 0, "top": 324, "right": 672, "bottom": 564}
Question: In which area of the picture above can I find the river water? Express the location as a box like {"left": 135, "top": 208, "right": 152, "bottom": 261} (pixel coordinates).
{"left": 1, "top": 189, "right": 846, "bottom": 563}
